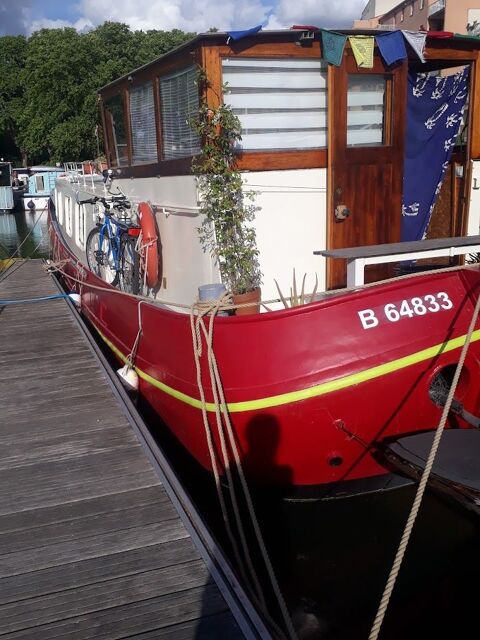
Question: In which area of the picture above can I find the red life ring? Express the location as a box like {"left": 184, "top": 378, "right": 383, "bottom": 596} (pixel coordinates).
{"left": 137, "top": 202, "right": 159, "bottom": 289}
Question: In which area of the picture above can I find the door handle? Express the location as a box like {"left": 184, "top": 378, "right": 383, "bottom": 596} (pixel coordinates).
{"left": 335, "top": 204, "right": 351, "bottom": 221}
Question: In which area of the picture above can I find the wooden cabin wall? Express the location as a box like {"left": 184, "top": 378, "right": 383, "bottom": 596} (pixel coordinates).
{"left": 468, "top": 51, "right": 480, "bottom": 160}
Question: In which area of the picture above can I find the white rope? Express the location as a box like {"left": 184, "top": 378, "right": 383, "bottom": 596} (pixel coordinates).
{"left": 368, "top": 287, "right": 480, "bottom": 640}
{"left": 190, "top": 295, "right": 297, "bottom": 640}
{"left": 126, "top": 300, "right": 144, "bottom": 367}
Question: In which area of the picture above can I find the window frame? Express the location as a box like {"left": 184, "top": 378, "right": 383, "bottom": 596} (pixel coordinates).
{"left": 76, "top": 202, "right": 86, "bottom": 249}
{"left": 65, "top": 195, "right": 73, "bottom": 237}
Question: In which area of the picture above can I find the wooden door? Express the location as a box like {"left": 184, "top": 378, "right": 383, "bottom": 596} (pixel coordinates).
{"left": 327, "top": 54, "right": 407, "bottom": 289}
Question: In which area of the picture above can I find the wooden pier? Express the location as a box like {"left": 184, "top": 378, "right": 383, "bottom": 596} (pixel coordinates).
{"left": 0, "top": 260, "right": 265, "bottom": 639}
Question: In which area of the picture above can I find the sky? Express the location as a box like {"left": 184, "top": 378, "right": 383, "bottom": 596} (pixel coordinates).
{"left": 0, "top": 0, "right": 367, "bottom": 36}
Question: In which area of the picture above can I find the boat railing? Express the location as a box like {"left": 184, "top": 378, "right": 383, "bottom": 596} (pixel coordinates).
{"left": 151, "top": 203, "right": 200, "bottom": 218}
{"left": 315, "top": 235, "right": 480, "bottom": 287}
{"left": 63, "top": 161, "right": 102, "bottom": 190}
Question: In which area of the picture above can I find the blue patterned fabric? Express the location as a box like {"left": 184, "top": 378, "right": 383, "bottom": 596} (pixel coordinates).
{"left": 401, "top": 68, "right": 469, "bottom": 242}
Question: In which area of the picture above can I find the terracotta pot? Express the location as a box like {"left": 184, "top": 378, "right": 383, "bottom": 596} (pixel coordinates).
{"left": 232, "top": 287, "right": 261, "bottom": 316}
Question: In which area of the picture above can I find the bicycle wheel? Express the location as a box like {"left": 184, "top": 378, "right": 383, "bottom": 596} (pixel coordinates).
{"left": 85, "top": 227, "right": 118, "bottom": 286}
{"left": 119, "top": 234, "right": 141, "bottom": 295}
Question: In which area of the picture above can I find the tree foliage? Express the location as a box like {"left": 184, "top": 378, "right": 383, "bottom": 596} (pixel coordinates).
{"left": 0, "top": 22, "right": 193, "bottom": 165}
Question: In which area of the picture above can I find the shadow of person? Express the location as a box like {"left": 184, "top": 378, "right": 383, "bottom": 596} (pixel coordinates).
{"left": 242, "top": 413, "right": 293, "bottom": 490}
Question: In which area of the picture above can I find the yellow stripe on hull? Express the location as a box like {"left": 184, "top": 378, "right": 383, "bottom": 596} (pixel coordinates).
{"left": 95, "top": 324, "right": 480, "bottom": 414}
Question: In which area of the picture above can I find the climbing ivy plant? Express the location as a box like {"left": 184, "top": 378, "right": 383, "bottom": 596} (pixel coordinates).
{"left": 190, "top": 69, "right": 262, "bottom": 295}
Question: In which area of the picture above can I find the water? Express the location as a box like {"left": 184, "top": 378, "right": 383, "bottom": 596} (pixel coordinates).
{"left": 0, "top": 208, "right": 50, "bottom": 261}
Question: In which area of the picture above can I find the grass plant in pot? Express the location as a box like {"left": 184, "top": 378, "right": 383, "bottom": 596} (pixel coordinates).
{"left": 191, "top": 71, "right": 262, "bottom": 315}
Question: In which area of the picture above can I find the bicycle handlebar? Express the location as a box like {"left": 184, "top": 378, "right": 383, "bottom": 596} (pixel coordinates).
{"left": 78, "top": 195, "right": 130, "bottom": 210}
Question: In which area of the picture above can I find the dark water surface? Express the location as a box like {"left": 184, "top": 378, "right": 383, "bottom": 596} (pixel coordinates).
{"left": 138, "top": 397, "right": 479, "bottom": 640}
{"left": 0, "top": 208, "right": 50, "bottom": 260}
{"left": 3, "top": 219, "right": 478, "bottom": 639}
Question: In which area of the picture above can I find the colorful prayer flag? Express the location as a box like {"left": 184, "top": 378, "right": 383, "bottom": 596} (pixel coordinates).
{"left": 349, "top": 35, "right": 375, "bottom": 68}
{"left": 321, "top": 30, "right": 347, "bottom": 66}
{"left": 402, "top": 30, "right": 427, "bottom": 63}
{"left": 376, "top": 31, "right": 407, "bottom": 66}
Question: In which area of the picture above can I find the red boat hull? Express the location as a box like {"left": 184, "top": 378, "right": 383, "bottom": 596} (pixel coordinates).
{"left": 49, "top": 211, "right": 480, "bottom": 495}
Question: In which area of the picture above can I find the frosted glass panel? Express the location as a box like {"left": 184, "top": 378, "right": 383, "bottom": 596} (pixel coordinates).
{"left": 160, "top": 66, "right": 200, "bottom": 160}
{"left": 130, "top": 82, "right": 158, "bottom": 164}
{"left": 347, "top": 75, "right": 385, "bottom": 147}
{"left": 222, "top": 58, "right": 328, "bottom": 151}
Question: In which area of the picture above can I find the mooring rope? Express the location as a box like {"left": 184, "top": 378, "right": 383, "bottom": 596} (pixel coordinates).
{"left": 0, "top": 293, "right": 71, "bottom": 305}
{"left": 190, "top": 294, "right": 297, "bottom": 640}
{"left": 189, "top": 296, "right": 264, "bottom": 607}
{"left": 368, "top": 286, "right": 480, "bottom": 640}
{"left": 125, "top": 300, "right": 144, "bottom": 368}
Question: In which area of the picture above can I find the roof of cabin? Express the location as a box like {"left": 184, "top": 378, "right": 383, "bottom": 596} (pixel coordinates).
{"left": 98, "top": 28, "right": 480, "bottom": 94}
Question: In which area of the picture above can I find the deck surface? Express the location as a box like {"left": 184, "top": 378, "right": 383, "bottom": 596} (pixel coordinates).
{"left": 0, "top": 260, "right": 245, "bottom": 639}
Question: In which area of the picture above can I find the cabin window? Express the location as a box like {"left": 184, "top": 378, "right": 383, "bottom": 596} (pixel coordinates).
{"left": 409, "top": 4, "right": 414, "bottom": 16}
{"left": 56, "top": 191, "right": 63, "bottom": 224}
{"left": 400, "top": 11, "right": 404, "bottom": 22}
{"left": 420, "top": 0, "right": 424, "bottom": 9}
{"left": 65, "top": 195, "right": 72, "bottom": 236}
{"left": 104, "top": 94, "right": 129, "bottom": 167}
{"left": 77, "top": 203, "right": 86, "bottom": 248}
{"left": 35, "top": 175, "right": 45, "bottom": 192}
{"left": 129, "top": 82, "right": 158, "bottom": 164}
{"left": 159, "top": 66, "right": 200, "bottom": 160}
{"left": 347, "top": 75, "right": 386, "bottom": 147}
{"left": 222, "top": 58, "right": 328, "bottom": 151}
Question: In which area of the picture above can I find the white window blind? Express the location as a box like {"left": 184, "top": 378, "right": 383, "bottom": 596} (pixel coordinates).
{"left": 347, "top": 75, "right": 386, "bottom": 147}
{"left": 129, "top": 82, "right": 158, "bottom": 164}
{"left": 222, "top": 58, "right": 328, "bottom": 151}
{"left": 160, "top": 66, "right": 200, "bottom": 160}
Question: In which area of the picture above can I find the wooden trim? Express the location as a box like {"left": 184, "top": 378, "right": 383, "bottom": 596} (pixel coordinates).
{"left": 470, "top": 52, "right": 480, "bottom": 160}
{"left": 236, "top": 149, "right": 327, "bottom": 171}
{"left": 326, "top": 61, "right": 342, "bottom": 285}
{"left": 215, "top": 40, "right": 323, "bottom": 59}
{"left": 201, "top": 45, "right": 222, "bottom": 110}
{"left": 123, "top": 88, "right": 133, "bottom": 166}
{"left": 112, "top": 157, "right": 193, "bottom": 179}
{"left": 98, "top": 97, "right": 110, "bottom": 166}
{"left": 152, "top": 76, "right": 163, "bottom": 162}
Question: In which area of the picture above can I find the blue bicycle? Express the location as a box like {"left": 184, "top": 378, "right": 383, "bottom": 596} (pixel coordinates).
{"left": 82, "top": 194, "right": 142, "bottom": 295}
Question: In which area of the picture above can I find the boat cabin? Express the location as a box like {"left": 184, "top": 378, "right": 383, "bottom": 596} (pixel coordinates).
{"left": 63, "top": 29, "right": 480, "bottom": 304}
{"left": 0, "top": 162, "right": 14, "bottom": 213}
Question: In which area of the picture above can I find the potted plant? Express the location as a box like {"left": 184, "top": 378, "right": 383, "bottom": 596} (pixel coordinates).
{"left": 191, "top": 72, "right": 262, "bottom": 315}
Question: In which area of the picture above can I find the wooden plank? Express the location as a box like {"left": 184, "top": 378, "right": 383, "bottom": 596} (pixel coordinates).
{"left": 125, "top": 611, "right": 245, "bottom": 639}
{"left": 0, "top": 486, "right": 165, "bottom": 534}
{"left": 0, "top": 584, "right": 231, "bottom": 640}
{"left": 0, "top": 425, "right": 141, "bottom": 470}
{"left": 0, "top": 469, "right": 160, "bottom": 516}
{"left": 0, "top": 520, "right": 189, "bottom": 578}
{"left": 0, "top": 538, "right": 199, "bottom": 605}
{"left": 0, "top": 261, "right": 246, "bottom": 639}
{"left": 0, "top": 561, "right": 211, "bottom": 634}
{"left": 0, "top": 497, "right": 177, "bottom": 554}
{"left": 317, "top": 233, "right": 480, "bottom": 259}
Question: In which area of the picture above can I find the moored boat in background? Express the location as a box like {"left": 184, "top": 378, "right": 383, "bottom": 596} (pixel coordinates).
{"left": 0, "top": 162, "right": 14, "bottom": 214}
